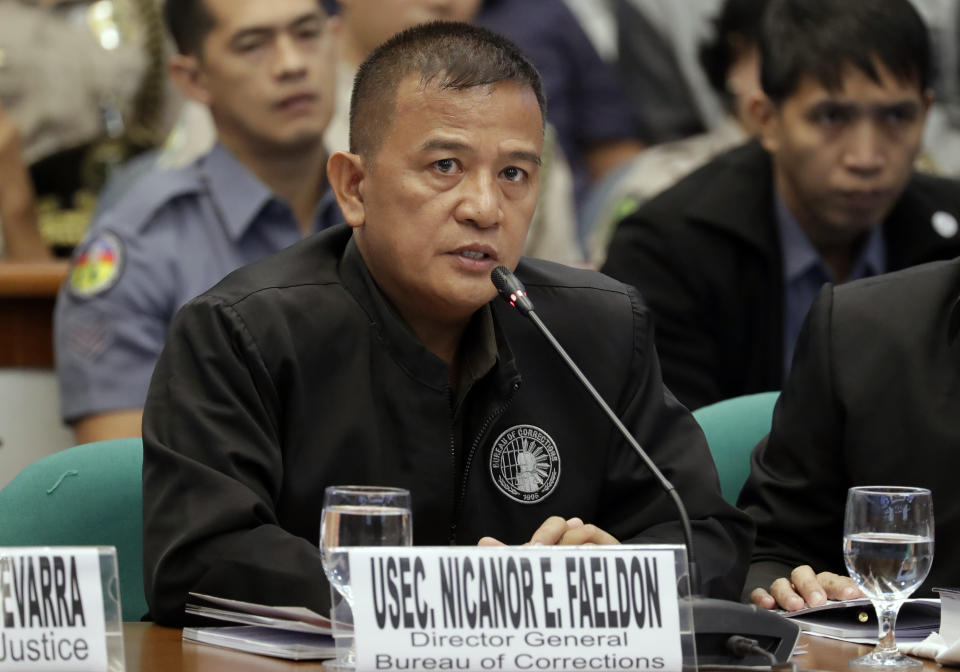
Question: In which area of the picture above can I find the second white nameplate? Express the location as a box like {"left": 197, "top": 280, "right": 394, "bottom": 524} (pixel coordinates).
{"left": 348, "top": 544, "right": 687, "bottom": 672}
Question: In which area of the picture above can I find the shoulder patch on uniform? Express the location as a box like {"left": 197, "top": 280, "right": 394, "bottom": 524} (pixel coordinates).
{"left": 489, "top": 424, "right": 561, "bottom": 504}
{"left": 68, "top": 231, "right": 125, "bottom": 299}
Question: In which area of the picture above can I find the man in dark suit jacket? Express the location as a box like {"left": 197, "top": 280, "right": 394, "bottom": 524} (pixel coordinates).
{"left": 602, "top": 0, "right": 960, "bottom": 410}
{"left": 738, "top": 256, "right": 960, "bottom": 609}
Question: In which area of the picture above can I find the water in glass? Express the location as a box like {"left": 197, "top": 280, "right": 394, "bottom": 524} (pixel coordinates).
{"left": 321, "top": 504, "right": 412, "bottom": 606}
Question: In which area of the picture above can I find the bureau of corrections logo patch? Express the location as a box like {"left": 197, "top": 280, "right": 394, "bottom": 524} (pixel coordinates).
{"left": 489, "top": 424, "right": 561, "bottom": 504}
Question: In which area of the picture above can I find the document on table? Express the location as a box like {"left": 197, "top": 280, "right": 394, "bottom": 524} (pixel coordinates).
{"left": 183, "top": 625, "right": 337, "bottom": 661}
{"left": 781, "top": 598, "right": 940, "bottom": 643}
{"left": 184, "top": 592, "right": 332, "bottom": 634}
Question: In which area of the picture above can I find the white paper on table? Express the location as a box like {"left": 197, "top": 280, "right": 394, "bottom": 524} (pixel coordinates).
{"left": 938, "top": 589, "right": 960, "bottom": 641}
{"left": 909, "top": 588, "right": 960, "bottom": 666}
{"left": 185, "top": 592, "right": 332, "bottom": 633}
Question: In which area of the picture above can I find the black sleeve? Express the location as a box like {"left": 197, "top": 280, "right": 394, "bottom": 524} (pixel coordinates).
{"left": 602, "top": 212, "right": 723, "bottom": 410}
{"left": 600, "top": 289, "right": 754, "bottom": 600}
{"left": 142, "top": 295, "right": 328, "bottom": 626}
{"left": 737, "top": 284, "right": 848, "bottom": 600}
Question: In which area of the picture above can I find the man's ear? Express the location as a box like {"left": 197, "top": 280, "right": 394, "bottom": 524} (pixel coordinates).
{"left": 168, "top": 54, "right": 211, "bottom": 106}
{"left": 750, "top": 94, "right": 781, "bottom": 154}
{"left": 327, "top": 151, "right": 367, "bottom": 229}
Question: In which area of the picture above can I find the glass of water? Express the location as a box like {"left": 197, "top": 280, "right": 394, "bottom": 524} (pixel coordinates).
{"left": 843, "top": 486, "right": 934, "bottom": 668}
{"left": 320, "top": 486, "right": 412, "bottom": 669}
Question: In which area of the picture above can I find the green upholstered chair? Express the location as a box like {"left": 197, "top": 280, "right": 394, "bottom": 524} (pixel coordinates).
{"left": 692, "top": 391, "right": 780, "bottom": 504}
{"left": 0, "top": 438, "right": 146, "bottom": 621}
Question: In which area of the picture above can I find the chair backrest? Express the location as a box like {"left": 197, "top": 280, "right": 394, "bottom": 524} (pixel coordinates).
{"left": 0, "top": 438, "right": 146, "bottom": 621}
{"left": 692, "top": 391, "right": 780, "bottom": 504}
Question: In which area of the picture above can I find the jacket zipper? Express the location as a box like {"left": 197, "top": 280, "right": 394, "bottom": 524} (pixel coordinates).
{"left": 448, "top": 380, "right": 521, "bottom": 543}
{"left": 447, "top": 388, "right": 458, "bottom": 542}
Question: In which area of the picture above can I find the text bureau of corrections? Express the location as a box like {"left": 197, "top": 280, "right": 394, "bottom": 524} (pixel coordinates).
{"left": 374, "top": 650, "right": 667, "bottom": 671}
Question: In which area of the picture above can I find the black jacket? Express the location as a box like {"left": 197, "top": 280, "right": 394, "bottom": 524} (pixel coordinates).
{"left": 601, "top": 140, "right": 960, "bottom": 410}
{"left": 142, "top": 225, "right": 752, "bottom": 626}
{"left": 738, "top": 258, "right": 960, "bottom": 598}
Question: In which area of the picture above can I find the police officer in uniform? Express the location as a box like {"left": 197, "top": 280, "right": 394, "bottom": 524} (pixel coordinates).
{"left": 54, "top": 0, "right": 341, "bottom": 443}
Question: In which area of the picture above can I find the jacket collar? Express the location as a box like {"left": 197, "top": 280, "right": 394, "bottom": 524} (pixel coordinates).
{"left": 681, "top": 140, "right": 780, "bottom": 256}
{"left": 338, "top": 237, "right": 520, "bottom": 392}
{"left": 880, "top": 177, "right": 960, "bottom": 269}
{"left": 200, "top": 144, "right": 275, "bottom": 242}
{"left": 200, "top": 143, "right": 338, "bottom": 241}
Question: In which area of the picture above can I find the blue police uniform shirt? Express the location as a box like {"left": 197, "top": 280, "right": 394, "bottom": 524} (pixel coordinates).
{"left": 776, "top": 191, "right": 886, "bottom": 375}
{"left": 54, "top": 143, "right": 343, "bottom": 423}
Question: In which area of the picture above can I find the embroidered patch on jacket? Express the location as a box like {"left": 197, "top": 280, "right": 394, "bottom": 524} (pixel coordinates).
{"left": 68, "top": 231, "right": 125, "bottom": 299}
{"left": 489, "top": 424, "right": 561, "bottom": 504}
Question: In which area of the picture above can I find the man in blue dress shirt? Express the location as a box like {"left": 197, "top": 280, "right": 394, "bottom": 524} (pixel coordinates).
{"left": 602, "top": 0, "right": 960, "bottom": 411}
{"left": 54, "top": 0, "right": 342, "bottom": 443}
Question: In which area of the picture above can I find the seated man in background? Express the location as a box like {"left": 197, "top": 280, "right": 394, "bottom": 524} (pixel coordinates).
{"left": 142, "top": 22, "right": 752, "bottom": 625}
{"left": 54, "top": 0, "right": 341, "bottom": 444}
{"left": 738, "top": 256, "right": 960, "bottom": 609}
{"left": 585, "top": 0, "right": 766, "bottom": 266}
{"left": 602, "top": 0, "right": 960, "bottom": 411}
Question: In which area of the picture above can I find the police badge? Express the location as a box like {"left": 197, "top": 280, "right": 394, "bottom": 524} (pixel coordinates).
{"left": 67, "top": 230, "right": 125, "bottom": 299}
{"left": 489, "top": 424, "right": 561, "bottom": 504}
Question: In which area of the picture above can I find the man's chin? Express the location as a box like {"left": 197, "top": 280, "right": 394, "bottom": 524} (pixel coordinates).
{"left": 819, "top": 215, "right": 882, "bottom": 247}
{"left": 442, "top": 283, "right": 498, "bottom": 315}
{"left": 833, "top": 196, "right": 896, "bottom": 231}
{"left": 268, "top": 126, "right": 327, "bottom": 153}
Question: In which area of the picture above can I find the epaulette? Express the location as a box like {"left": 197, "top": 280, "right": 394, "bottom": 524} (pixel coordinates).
{"left": 94, "top": 164, "right": 203, "bottom": 236}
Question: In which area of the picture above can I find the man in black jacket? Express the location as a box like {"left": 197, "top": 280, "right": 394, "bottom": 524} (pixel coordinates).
{"left": 602, "top": 0, "right": 960, "bottom": 411}
{"left": 738, "top": 257, "right": 960, "bottom": 609}
{"left": 142, "top": 22, "right": 751, "bottom": 625}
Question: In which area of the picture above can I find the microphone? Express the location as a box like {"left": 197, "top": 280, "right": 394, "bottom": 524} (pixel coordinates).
{"left": 490, "top": 266, "right": 800, "bottom": 667}
{"left": 490, "top": 267, "right": 535, "bottom": 316}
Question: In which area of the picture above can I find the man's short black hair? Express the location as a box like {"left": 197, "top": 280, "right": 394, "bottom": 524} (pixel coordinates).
{"left": 699, "top": 0, "right": 769, "bottom": 100}
{"left": 163, "top": 0, "right": 216, "bottom": 55}
{"left": 760, "top": 0, "right": 931, "bottom": 105}
{"left": 349, "top": 21, "right": 546, "bottom": 158}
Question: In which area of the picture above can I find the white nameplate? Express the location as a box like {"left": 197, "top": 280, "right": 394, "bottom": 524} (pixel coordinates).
{"left": 0, "top": 548, "right": 108, "bottom": 671}
{"left": 348, "top": 545, "right": 683, "bottom": 672}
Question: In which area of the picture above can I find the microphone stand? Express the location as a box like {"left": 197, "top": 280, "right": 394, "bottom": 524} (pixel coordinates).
{"left": 490, "top": 266, "right": 800, "bottom": 668}
{"left": 523, "top": 304, "right": 699, "bottom": 594}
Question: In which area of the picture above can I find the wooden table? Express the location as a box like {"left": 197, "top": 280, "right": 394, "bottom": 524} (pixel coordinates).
{"left": 126, "top": 623, "right": 329, "bottom": 671}
{"left": 123, "top": 624, "right": 943, "bottom": 671}
{"left": 799, "top": 634, "right": 942, "bottom": 671}
{"left": 0, "top": 261, "right": 68, "bottom": 367}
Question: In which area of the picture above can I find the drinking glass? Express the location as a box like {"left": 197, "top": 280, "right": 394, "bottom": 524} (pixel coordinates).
{"left": 320, "top": 486, "right": 413, "bottom": 669}
{"left": 843, "top": 486, "right": 934, "bottom": 668}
